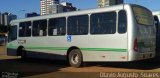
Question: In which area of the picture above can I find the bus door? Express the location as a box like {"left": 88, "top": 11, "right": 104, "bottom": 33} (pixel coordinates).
{"left": 7, "top": 25, "right": 18, "bottom": 56}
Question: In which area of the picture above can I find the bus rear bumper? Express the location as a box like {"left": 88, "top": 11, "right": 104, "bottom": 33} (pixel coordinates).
{"left": 128, "top": 52, "right": 155, "bottom": 61}
{"left": 7, "top": 48, "right": 17, "bottom": 56}
{"left": 138, "top": 52, "right": 155, "bottom": 60}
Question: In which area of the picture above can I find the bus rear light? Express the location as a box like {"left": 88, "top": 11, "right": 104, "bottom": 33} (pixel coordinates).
{"left": 134, "top": 38, "right": 138, "bottom": 52}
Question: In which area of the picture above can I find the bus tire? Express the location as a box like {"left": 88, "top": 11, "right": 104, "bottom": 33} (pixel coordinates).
{"left": 68, "top": 49, "right": 83, "bottom": 68}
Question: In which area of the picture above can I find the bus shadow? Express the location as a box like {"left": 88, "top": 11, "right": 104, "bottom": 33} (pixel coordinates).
{"left": 1, "top": 58, "right": 160, "bottom": 77}
{"left": 0, "top": 58, "right": 68, "bottom": 77}
{"left": 86, "top": 59, "right": 160, "bottom": 70}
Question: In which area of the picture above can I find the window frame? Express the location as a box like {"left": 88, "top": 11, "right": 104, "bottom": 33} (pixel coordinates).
{"left": 118, "top": 10, "right": 127, "bottom": 34}
{"left": 32, "top": 19, "right": 47, "bottom": 37}
{"left": 90, "top": 11, "right": 117, "bottom": 35}
{"left": 19, "top": 21, "right": 32, "bottom": 37}
{"left": 48, "top": 17, "right": 66, "bottom": 36}
{"left": 67, "top": 14, "right": 89, "bottom": 35}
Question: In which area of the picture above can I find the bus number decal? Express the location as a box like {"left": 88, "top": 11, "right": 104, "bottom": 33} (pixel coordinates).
{"left": 18, "top": 39, "right": 26, "bottom": 44}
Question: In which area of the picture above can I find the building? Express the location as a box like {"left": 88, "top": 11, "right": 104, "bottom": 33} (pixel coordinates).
{"left": 60, "top": 2, "right": 77, "bottom": 12}
{"left": 48, "top": 2, "right": 77, "bottom": 14}
{"left": 40, "top": 0, "right": 59, "bottom": 15}
{"left": 8, "top": 13, "right": 17, "bottom": 24}
{"left": 0, "top": 13, "right": 2, "bottom": 25}
{"left": 40, "top": 0, "right": 77, "bottom": 15}
{"left": 49, "top": 4, "right": 63, "bottom": 14}
{"left": 3, "top": 12, "right": 9, "bottom": 26}
{"left": 0, "top": 12, "right": 17, "bottom": 33}
{"left": 0, "top": 12, "right": 17, "bottom": 26}
{"left": 25, "top": 12, "right": 40, "bottom": 18}
{"left": 98, "top": 0, "right": 123, "bottom": 8}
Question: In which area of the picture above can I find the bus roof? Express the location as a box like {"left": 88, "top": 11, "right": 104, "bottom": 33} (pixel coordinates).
{"left": 10, "top": 4, "right": 146, "bottom": 24}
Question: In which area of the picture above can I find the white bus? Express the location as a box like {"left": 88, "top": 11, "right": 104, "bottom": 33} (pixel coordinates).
{"left": 7, "top": 4, "right": 156, "bottom": 67}
{"left": 153, "top": 11, "right": 160, "bottom": 58}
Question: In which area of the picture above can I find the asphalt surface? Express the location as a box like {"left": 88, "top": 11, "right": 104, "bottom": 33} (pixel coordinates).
{"left": 1, "top": 45, "right": 160, "bottom": 78}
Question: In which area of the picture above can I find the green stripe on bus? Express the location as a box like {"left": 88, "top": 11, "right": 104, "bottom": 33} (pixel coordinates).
{"left": 81, "top": 48, "right": 127, "bottom": 52}
{"left": 7, "top": 45, "right": 17, "bottom": 49}
{"left": 27, "top": 47, "right": 68, "bottom": 50}
{"left": 27, "top": 47, "right": 127, "bottom": 52}
{"left": 7, "top": 46, "right": 127, "bottom": 52}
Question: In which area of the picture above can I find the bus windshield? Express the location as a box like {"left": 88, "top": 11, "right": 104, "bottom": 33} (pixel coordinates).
{"left": 8, "top": 26, "right": 17, "bottom": 42}
{"left": 133, "top": 6, "right": 153, "bottom": 26}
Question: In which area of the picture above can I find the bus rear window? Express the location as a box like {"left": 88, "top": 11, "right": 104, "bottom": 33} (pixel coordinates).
{"left": 132, "top": 6, "right": 153, "bottom": 26}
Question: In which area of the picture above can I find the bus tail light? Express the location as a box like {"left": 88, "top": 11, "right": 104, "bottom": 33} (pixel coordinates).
{"left": 134, "top": 38, "right": 138, "bottom": 52}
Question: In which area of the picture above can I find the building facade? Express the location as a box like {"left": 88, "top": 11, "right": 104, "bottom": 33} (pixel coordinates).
{"left": 0, "top": 12, "right": 17, "bottom": 33}
{"left": 49, "top": 4, "right": 63, "bottom": 14}
{"left": 60, "top": 2, "right": 77, "bottom": 12}
{"left": 98, "top": 0, "right": 123, "bottom": 8}
{"left": 40, "top": 0, "right": 59, "bottom": 15}
{"left": 25, "top": 12, "right": 40, "bottom": 18}
{"left": 40, "top": 0, "right": 77, "bottom": 15}
{"left": 8, "top": 13, "right": 17, "bottom": 25}
{"left": 0, "top": 12, "right": 17, "bottom": 26}
{"left": 0, "top": 13, "right": 2, "bottom": 25}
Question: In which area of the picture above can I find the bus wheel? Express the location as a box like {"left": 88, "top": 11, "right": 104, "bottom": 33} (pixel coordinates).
{"left": 69, "top": 49, "right": 83, "bottom": 68}
{"left": 21, "top": 48, "right": 27, "bottom": 59}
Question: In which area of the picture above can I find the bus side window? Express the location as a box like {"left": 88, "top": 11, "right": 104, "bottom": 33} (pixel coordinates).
{"left": 90, "top": 12, "right": 116, "bottom": 34}
{"left": 48, "top": 17, "right": 66, "bottom": 36}
{"left": 118, "top": 10, "right": 127, "bottom": 34}
{"left": 19, "top": 21, "right": 31, "bottom": 37}
{"left": 77, "top": 15, "right": 89, "bottom": 35}
{"left": 33, "top": 20, "right": 47, "bottom": 36}
{"left": 67, "top": 15, "right": 88, "bottom": 35}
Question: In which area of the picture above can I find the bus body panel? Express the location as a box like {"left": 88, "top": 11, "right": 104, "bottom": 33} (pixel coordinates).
{"left": 86, "top": 34, "right": 128, "bottom": 61}
{"left": 7, "top": 41, "right": 18, "bottom": 56}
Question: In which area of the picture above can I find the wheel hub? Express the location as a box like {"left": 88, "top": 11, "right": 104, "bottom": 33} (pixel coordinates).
{"left": 71, "top": 53, "right": 79, "bottom": 64}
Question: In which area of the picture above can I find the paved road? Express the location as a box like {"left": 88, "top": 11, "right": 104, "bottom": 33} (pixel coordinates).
{"left": 1, "top": 46, "right": 160, "bottom": 78}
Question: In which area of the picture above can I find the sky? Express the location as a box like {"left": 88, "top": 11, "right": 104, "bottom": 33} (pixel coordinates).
{"left": 0, "top": 0, "right": 160, "bottom": 18}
